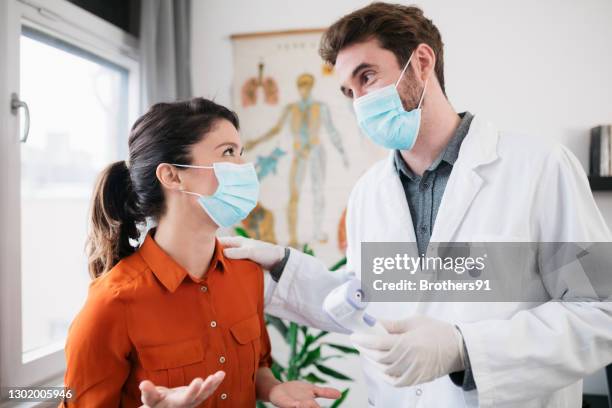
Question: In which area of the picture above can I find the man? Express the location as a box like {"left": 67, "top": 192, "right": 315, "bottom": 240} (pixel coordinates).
{"left": 221, "top": 2, "right": 612, "bottom": 407}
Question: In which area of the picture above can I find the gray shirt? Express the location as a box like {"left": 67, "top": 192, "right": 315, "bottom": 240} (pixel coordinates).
{"left": 394, "top": 112, "right": 474, "bottom": 256}
{"left": 394, "top": 111, "right": 476, "bottom": 391}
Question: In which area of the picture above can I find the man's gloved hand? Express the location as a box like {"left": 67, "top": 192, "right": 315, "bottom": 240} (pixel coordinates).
{"left": 218, "top": 236, "right": 285, "bottom": 270}
{"left": 350, "top": 315, "right": 465, "bottom": 387}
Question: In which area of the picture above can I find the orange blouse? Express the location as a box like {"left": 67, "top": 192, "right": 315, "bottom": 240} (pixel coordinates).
{"left": 61, "top": 231, "right": 272, "bottom": 407}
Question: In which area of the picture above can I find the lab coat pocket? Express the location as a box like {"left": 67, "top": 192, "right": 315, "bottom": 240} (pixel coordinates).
{"left": 138, "top": 337, "right": 205, "bottom": 388}
{"left": 230, "top": 314, "right": 261, "bottom": 387}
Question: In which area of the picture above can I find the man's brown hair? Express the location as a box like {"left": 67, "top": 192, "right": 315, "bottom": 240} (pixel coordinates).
{"left": 319, "top": 2, "right": 446, "bottom": 94}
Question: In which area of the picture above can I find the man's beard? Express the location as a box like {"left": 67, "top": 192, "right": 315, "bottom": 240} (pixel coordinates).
{"left": 397, "top": 73, "right": 424, "bottom": 112}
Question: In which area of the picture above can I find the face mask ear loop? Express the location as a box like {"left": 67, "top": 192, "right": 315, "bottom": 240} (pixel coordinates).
{"left": 172, "top": 163, "right": 217, "bottom": 198}
{"left": 417, "top": 77, "right": 429, "bottom": 109}
{"left": 179, "top": 188, "right": 202, "bottom": 198}
{"left": 171, "top": 163, "right": 214, "bottom": 169}
{"left": 395, "top": 52, "right": 415, "bottom": 89}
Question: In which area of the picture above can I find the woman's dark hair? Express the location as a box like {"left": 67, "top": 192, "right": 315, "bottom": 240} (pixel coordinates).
{"left": 86, "top": 98, "right": 239, "bottom": 278}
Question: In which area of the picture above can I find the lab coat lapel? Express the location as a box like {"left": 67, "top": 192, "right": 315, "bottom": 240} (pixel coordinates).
{"left": 431, "top": 116, "right": 500, "bottom": 242}
{"left": 431, "top": 167, "right": 484, "bottom": 243}
{"left": 380, "top": 152, "right": 417, "bottom": 242}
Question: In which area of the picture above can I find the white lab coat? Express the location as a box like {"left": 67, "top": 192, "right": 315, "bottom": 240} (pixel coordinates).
{"left": 263, "top": 115, "right": 612, "bottom": 407}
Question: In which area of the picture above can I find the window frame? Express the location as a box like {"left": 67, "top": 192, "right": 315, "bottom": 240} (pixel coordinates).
{"left": 0, "top": 0, "right": 140, "bottom": 398}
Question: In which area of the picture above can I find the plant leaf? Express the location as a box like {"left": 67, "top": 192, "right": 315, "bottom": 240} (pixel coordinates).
{"left": 302, "top": 243, "right": 315, "bottom": 256}
{"left": 286, "top": 323, "right": 298, "bottom": 346}
{"left": 315, "top": 363, "right": 352, "bottom": 381}
{"left": 234, "top": 226, "right": 250, "bottom": 238}
{"left": 287, "top": 323, "right": 300, "bottom": 380}
{"left": 330, "top": 388, "right": 350, "bottom": 408}
{"left": 303, "top": 372, "right": 327, "bottom": 384}
{"left": 270, "top": 360, "right": 285, "bottom": 381}
{"left": 265, "top": 314, "right": 288, "bottom": 338}
{"left": 318, "top": 354, "right": 343, "bottom": 362}
{"left": 298, "top": 346, "right": 321, "bottom": 368}
{"left": 313, "top": 330, "right": 329, "bottom": 342}
{"left": 297, "top": 334, "right": 316, "bottom": 361}
{"left": 329, "top": 257, "right": 347, "bottom": 272}
{"left": 324, "top": 343, "right": 360, "bottom": 354}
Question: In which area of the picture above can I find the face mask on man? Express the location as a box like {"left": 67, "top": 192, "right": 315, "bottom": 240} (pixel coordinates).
{"left": 352, "top": 51, "right": 427, "bottom": 150}
{"left": 172, "top": 162, "right": 259, "bottom": 227}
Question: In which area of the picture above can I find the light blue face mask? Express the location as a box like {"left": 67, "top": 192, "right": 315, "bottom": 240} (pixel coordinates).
{"left": 172, "top": 162, "right": 259, "bottom": 227}
{"left": 352, "top": 52, "right": 427, "bottom": 150}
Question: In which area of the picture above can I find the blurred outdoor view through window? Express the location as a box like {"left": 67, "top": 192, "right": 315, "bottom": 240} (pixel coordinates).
{"left": 19, "top": 29, "right": 128, "bottom": 362}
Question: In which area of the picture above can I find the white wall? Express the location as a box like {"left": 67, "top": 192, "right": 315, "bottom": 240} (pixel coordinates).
{"left": 191, "top": 0, "right": 612, "bottom": 402}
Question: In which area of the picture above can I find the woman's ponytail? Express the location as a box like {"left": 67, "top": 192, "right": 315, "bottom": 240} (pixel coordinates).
{"left": 86, "top": 160, "right": 142, "bottom": 279}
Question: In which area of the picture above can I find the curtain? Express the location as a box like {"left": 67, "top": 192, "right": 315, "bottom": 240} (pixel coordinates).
{"left": 140, "top": 0, "right": 192, "bottom": 109}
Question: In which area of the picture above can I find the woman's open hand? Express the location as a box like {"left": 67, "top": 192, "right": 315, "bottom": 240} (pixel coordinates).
{"left": 139, "top": 371, "right": 225, "bottom": 408}
{"left": 269, "top": 381, "right": 341, "bottom": 408}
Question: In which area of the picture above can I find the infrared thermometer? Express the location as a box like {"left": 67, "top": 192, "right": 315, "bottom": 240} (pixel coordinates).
{"left": 322, "top": 279, "right": 386, "bottom": 335}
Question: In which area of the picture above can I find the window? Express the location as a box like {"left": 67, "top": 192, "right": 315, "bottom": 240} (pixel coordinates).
{"left": 20, "top": 28, "right": 129, "bottom": 363}
{"left": 0, "top": 0, "right": 140, "bottom": 392}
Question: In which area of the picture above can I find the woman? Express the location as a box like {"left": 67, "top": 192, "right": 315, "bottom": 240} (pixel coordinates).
{"left": 61, "top": 98, "right": 341, "bottom": 407}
